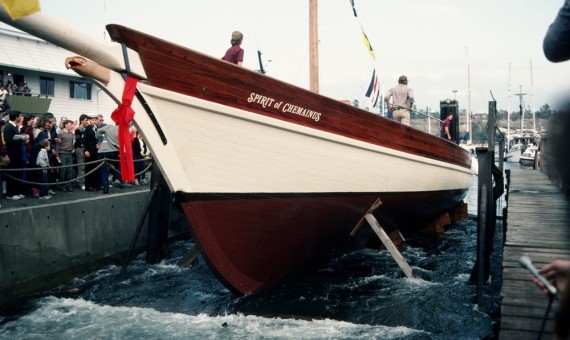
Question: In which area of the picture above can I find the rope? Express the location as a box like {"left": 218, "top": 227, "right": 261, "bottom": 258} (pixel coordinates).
{"left": 0, "top": 157, "right": 152, "bottom": 187}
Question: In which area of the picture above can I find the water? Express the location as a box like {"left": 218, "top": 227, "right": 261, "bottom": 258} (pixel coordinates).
{"left": 0, "top": 172, "right": 505, "bottom": 340}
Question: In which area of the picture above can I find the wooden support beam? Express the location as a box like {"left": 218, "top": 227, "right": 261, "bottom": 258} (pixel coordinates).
{"left": 388, "top": 228, "right": 406, "bottom": 248}
{"left": 450, "top": 202, "right": 469, "bottom": 222}
{"left": 365, "top": 214, "right": 413, "bottom": 278}
{"left": 177, "top": 245, "right": 201, "bottom": 267}
{"left": 419, "top": 202, "right": 469, "bottom": 234}
{"left": 422, "top": 211, "right": 451, "bottom": 234}
{"left": 350, "top": 197, "right": 382, "bottom": 237}
{"left": 379, "top": 228, "right": 406, "bottom": 250}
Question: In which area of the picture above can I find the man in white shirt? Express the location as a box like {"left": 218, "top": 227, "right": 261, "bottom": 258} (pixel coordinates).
{"left": 385, "top": 75, "right": 414, "bottom": 126}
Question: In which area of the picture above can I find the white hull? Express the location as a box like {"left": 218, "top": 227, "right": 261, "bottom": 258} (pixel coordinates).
{"left": 135, "top": 84, "right": 473, "bottom": 194}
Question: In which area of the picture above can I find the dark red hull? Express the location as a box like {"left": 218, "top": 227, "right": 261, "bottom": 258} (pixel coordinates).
{"left": 177, "top": 189, "right": 467, "bottom": 294}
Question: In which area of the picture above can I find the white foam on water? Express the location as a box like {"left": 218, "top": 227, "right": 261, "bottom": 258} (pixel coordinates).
{"left": 0, "top": 297, "right": 428, "bottom": 339}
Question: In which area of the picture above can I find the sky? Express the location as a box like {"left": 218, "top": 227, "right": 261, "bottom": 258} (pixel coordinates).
{"left": 2, "top": 0, "right": 568, "bottom": 114}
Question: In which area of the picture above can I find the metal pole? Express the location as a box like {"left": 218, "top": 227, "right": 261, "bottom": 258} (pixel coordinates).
{"left": 474, "top": 147, "right": 492, "bottom": 304}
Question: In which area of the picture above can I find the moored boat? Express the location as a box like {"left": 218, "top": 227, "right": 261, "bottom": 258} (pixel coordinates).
{"left": 519, "top": 145, "right": 539, "bottom": 166}
{"left": 0, "top": 4, "right": 474, "bottom": 294}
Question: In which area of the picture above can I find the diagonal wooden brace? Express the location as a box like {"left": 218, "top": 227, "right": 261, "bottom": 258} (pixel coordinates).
{"left": 365, "top": 214, "right": 413, "bottom": 278}
{"left": 350, "top": 197, "right": 382, "bottom": 237}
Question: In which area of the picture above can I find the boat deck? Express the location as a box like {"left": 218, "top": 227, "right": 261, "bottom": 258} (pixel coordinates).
{"left": 500, "top": 168, "right": 570, "bottom": 339}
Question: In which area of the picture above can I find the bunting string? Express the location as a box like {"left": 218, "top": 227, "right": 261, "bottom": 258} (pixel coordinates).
{"left": 349, "top": 1, "right": 380, "bottom": 111}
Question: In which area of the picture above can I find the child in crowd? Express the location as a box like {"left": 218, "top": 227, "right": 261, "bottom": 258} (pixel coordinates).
{"left": 36, "top": 139, "right": 52, "bottom": 200}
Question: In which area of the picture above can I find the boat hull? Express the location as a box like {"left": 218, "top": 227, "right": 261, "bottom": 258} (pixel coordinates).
{"left": 519, "top": 156, "right": 536, "bottom": 166}
{"left": 177, "top": 188, "right": 467, "bottom": 294}
{"left": 103, "top": 25, "right": 473, "bottom": 294}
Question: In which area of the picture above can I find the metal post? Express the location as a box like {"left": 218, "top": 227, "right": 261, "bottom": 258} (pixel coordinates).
{"left": 471, "top": 147, "right": 493, "bottom": 304}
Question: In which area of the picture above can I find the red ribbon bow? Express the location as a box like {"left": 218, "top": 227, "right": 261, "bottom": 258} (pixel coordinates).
{"left": 111, "top": 75, "right": 137, "bottom": 182}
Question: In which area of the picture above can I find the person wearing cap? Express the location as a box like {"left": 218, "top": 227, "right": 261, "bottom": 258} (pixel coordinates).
{"left": 384, "top": 75, "right": 414, "bottom": 126}
{"left": 222, "top": 31, "right": 244, "bottom": 66}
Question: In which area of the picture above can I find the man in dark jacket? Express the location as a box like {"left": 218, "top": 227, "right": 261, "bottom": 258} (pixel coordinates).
{"left": 82, "top": 115, "right": 99, "bottom": 191}
{"left": 3, "top": 110, "right": 28, "bottom": 199}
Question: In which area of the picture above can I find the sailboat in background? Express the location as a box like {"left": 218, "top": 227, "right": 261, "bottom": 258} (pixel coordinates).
{"left": 0, "top": 1, "right": 474, "bottom": 294}
{"left": 504, "top": 62, "right": 540, "bottom": 162}
{"left": 504, "top": 63, "right": 522, "bottom": 162}
{"left": 459, "top": 48, "right": 476, "bottom": 154}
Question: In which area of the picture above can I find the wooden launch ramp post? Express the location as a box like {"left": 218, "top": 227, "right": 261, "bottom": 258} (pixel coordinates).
{"left": 365, "top": 214, "right": 413, "bottom": 278}
{"left": 351, "top": 198, "right": 413, "bottom": 278}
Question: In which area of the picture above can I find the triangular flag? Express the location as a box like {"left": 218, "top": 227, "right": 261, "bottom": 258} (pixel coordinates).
{"left": 350, "top": 0, "right": 358, "bottom": 17}
{"left": 1, "top": 0, "right": 41, "bottom": 20}
{"left": 362, "top": 29, "right": 376, "bottom": 60}
{"left": 365, "top": 69, "right": 380, "bottom": 109}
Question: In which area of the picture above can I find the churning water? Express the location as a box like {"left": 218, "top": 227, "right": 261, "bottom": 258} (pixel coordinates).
{"left": 0, "top": 173, "right": 505, "bottom": 340}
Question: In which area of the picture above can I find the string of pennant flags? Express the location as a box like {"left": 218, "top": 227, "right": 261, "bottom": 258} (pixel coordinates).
{"left": 350, "top": 0, "right": 380, "bottom": 111}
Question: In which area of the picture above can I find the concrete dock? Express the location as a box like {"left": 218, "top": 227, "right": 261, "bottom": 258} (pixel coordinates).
{"left": 0, "top": 182, "right": 189, "bottom": 307}
{"left": 500, "top": 168, "right": 570, "bottom": 339}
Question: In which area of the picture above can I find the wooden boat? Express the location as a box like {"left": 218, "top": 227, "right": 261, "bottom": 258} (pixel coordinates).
{"left": 0, "top": 4, "right": 474, "bottom": 294}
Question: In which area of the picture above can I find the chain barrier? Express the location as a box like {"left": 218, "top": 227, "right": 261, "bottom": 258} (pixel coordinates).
{"left": 0, "top": 157, "right": 153, "bottom": 187}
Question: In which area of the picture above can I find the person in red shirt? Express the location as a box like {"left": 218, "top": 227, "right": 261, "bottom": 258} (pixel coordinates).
{"left": 440, "top": 113, "right": 453, "bottom": 141}
{"left": 222, "top": 31, "right": 244, "bottom": 66}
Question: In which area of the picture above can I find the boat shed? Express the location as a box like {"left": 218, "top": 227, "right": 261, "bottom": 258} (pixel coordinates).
{"left": 0, "top": 27, "right": 115, "bottom": 120}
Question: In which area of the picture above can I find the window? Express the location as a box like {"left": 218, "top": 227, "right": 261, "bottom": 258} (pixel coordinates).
{"left": 39, "top": 77, "right": 55, "bottom": 96}
{"left": 69, "top": 80, "right": 92, "bottom": 100}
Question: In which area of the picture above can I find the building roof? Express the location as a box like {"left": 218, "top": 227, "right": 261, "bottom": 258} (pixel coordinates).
{"left": 0, "top": 27, "right": 78, "bottom": 77}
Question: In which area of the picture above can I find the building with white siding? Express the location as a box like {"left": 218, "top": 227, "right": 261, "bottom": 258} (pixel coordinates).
{"left": 0, "top": 27, "right": 115, "bottom": 121}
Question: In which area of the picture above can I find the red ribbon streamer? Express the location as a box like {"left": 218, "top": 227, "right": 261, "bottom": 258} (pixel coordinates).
{"left": 111, "top": 75, "right": 137, "bottom": 182}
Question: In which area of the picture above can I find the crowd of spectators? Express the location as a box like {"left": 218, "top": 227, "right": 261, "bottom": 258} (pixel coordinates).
{"left": 0, "top": 110, "right": 150, "bottom": 207}
{"left": 0, "top": 80, "right": 33, "bottom": 114}
{"left": 3, "top": 80, "right": 32, "bottom": 95}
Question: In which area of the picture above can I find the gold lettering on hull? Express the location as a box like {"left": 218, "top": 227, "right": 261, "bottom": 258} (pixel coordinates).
{"left": 247, "top": 92, "right": 321, "bottom": 122}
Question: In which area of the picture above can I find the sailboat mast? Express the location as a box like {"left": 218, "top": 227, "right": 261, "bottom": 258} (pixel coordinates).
{"left": 515, "top": 85, "right": 526, "bottom": 132}
{"left": 507, "top": 63, "right": 511, "bottom": 141}
{"left": 309, "top": 0, "right": 319, "bottom": 93}
{"left": 466, "top": 47, "right": 472, "bottom": 145}
{"left": 530, "top": 60, "right": 535, "bottom": 131}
